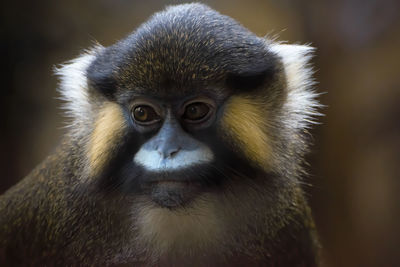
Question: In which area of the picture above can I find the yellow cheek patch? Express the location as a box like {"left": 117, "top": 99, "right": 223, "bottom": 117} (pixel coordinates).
{"left": 88, "top": 102, "right": 127, "bottom": 177}
{"left": 221, "top": 96, "right": 271, "bottom": 168}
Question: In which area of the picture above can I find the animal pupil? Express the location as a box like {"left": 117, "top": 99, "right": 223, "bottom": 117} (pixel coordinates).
{"left": 134, "top": 106, "right": 148, "bottom": 122}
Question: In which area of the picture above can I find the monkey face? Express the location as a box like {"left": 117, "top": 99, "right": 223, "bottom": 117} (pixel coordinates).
{"left": 123, "top": 94, "right": 224, "bottom": 208}
{"left": 92, "top": 86, "right": 270, "bottom": 209}
{"left": 86, "top": 58, "right": 279, "bottom": 209}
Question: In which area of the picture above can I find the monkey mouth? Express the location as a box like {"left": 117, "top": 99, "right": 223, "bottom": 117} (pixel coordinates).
{"left": 112, "top": 163, "right": 222, "bottom": 208}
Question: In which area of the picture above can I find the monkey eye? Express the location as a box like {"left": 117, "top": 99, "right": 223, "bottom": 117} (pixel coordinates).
{"left": 183, "top": 102, "right": 211, "bottom": 122}
{"left": 132, "top": 105, "right": 160, "bottom": 124}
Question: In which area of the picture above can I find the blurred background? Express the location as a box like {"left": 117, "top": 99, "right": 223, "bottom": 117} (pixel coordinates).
{"left": 1, "top": 0, "right": 399, "bottom": 266}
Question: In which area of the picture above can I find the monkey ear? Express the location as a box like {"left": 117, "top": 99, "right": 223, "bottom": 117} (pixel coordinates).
{"left": 270, "top": 44, "right": 321, "bottom": 128}
{"left": 55, "top": 46, "right": 104, "bottom": 126}
{"left": 226, "top": 59, "right": 277, "bottom": 92}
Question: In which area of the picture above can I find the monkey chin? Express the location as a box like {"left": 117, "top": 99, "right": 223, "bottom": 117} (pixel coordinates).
{"left": 148, "top": 181, "right": 203, "bottom": 209}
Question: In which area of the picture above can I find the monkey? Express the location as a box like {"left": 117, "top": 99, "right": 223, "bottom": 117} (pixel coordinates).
{"left": 0, "top": 3, "right": 321, "bottom": 266}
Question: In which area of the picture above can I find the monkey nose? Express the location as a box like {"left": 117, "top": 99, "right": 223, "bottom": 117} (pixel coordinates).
{"left": 157, "top": 146, "right": 181, "bottom": 159}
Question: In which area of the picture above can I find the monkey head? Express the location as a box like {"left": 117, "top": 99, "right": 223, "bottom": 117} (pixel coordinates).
{"left": 56, "top": 3, "right": 320, "bottom": 258}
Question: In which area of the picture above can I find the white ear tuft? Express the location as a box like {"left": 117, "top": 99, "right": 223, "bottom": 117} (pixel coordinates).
{"left": 270, "top": 44, "right": 322, "bottom": 130}
{"left": 55, "top": 46, "right": 104, "bottom": 127}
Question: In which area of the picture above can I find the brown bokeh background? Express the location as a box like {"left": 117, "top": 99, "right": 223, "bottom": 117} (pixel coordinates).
{"left": 1, "top": 0, "right": 400, "bottom": 266}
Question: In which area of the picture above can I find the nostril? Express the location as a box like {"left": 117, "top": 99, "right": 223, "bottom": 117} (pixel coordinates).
{"left": 168, "top": 147, "right": 180, "bottom": 158}
{"left": 157, "top": 146, "right": 181, "bottom": 159}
